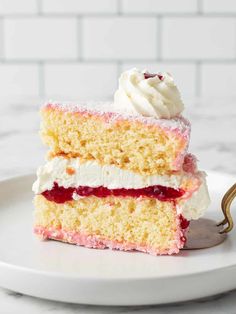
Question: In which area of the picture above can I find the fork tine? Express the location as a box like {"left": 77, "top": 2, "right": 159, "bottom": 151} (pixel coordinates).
{"left": 216, "top": 218, "right": 227, "bottom": 227}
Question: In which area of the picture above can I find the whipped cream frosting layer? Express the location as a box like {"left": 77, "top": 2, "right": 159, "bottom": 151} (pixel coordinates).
{"left": 33, "top": 156, "right": 197, "bottom": 194}
{"left": 114, "top": 68, "right": 184, "bottom": 119}
{"left": 32, "top": 156, "right": 210, "bottom": 220}
{"left": 178, "top": 178, "right": 210, "bottom": 220}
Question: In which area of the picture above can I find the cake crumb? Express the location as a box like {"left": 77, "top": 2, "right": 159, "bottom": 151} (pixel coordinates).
{"left": 66, "top": 167, "right": 75, "bottom": 175}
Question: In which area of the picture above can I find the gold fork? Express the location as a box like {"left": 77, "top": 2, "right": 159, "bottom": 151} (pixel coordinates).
{"left": 183, "top": 183, "right": 236, "bottom": 250}
{"left": 217, "top": 183, "right": 236, "bottom": 234}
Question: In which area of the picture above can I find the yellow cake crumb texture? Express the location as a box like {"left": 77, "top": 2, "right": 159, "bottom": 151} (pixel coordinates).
{"left": 34, "top": 195, "right": 179, "bottom": 250}
{"left": 40, "top": 108, "right": 187, "bottom": 176}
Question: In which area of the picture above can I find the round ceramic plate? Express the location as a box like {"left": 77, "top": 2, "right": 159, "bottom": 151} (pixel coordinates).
{"left": 0, "top": 172, "right": 235, "bottom": 306}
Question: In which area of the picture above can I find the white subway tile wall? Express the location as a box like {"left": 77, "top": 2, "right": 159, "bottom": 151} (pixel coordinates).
{"left": 202, "top": 0, "right": 236, "bottom": 13}
{"left": 0, "top": 0, "right": 235, "bottom": 100}
{"left": 4, "top": 18, "right": 78, "bottom": 60}
{"left": 0, "top": 64, "right": 39, "bottom": 98}
{"left": 42, "top": 0, "right": 118, "bottom": 14}
{"left": 121, "top": 0, "right": 198, "bottom": 14}
{"left": 162, "top": 17, "right": 236, "bottom": 60}
{"left": 0, "top": 0, "right": 37, "bottom": 14}
{"left": 44, "top": 63, "right": 117, "bottom": 100}
{"left": 201, "top": 64, "right": 236, "bottom": 96}
{"left": 82, "top": 17, "right": 158, "bottom": 60}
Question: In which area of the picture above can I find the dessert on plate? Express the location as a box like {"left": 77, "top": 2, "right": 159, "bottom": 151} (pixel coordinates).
{"left": 32, "top": 68, "right": 210, "bottom": 255}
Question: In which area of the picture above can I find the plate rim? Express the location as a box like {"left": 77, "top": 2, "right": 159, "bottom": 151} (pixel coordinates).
{"left": 0, "top": 171, "right": 236, "bottom": 305}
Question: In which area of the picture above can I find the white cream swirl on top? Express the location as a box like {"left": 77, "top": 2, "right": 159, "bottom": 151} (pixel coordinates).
{"left": 114, "top": 68, "right": 184, "bottom": 119}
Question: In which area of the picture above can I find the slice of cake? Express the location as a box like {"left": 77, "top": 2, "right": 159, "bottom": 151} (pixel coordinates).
{"left": 33, "top": 68, "right": 210, "bottom": 255}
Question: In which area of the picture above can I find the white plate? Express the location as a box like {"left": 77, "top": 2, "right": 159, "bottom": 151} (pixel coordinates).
{"left": 0, "top": 172, "right": 235, "bottom": 305}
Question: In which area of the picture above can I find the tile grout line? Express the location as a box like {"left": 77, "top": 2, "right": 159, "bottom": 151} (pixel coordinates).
{"left": 157, "top": 16, "right": 162, "bottom": 61}
{"left": 195, "top": 61, "right": 201, "bottom": 98}
{"left": 38, "top": 62, "right": 45, "bottom": 99}
{"left": 77, "top": 16, "right": 83, "bottom": 61}
{"left": 235, "top": 18, "right": 236, "bottom": 59}
{"left": 0, "top": 59, "right": 235, "bottom": 64}
{"left": 37, "top": 0, "right": 42, "bottom": 15}
{"left": 117, "top": 61, "right": 122, "bottom": 76}
{"left": 0, "top": 17, "right": 5, "bottom": 60}
{"left": 197, "top": 0, "right": 203, "bottom": 15}
{"left": 3, "top": 13, "right": 236, "bottom": 18}
{"left": 117, "top": 0, "right": 122, "bottom": 15}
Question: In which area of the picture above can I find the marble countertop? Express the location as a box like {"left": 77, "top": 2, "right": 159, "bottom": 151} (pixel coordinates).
{"left": 0, "top": 98, "right": 236, "bottom": 313}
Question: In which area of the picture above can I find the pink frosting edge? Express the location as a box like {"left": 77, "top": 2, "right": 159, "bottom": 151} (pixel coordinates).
{"left": 43, "top": 102, "right": 190, "bottom": 136}
{"left": 34, "top": 223, "right": 186, "bottom": 256}
{"left": 43, "top": 102, "right": 191, "bottom": 171}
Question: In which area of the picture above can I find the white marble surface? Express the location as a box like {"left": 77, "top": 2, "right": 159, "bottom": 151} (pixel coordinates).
{"left": 0, "top": 98, "right": 236, "bottom": 313}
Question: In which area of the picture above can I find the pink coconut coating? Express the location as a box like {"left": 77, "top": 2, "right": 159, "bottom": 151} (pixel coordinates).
{"left": 43, "top": 102, "right": 191, "bottom": 171}
{"left": 183, "top": 153, "right": 198, "bottom": 173}
{"left": 34, "top": 223, "right": 186, "bottom": 256}
{"left": 44, "top": 102, "right": 190, "bottom": 137}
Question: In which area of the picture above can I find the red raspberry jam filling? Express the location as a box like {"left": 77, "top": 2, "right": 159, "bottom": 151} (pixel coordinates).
{"left": 41, "top": 183, "right": 185, "bottom": 204}
{"left": 144, "top": 72, "right": 163, "bottom": 80}
{"left": 179, "top": 214, "right": 190, "bottom": 229}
